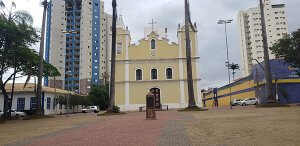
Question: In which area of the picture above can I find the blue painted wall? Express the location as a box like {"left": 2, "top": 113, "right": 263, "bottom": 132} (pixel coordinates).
{"left": 91, "top": 0, "right": 101, "bottom": 85}
{"left": 44, "top": 0, "right": 53, "bottom": 86}
{"left": 252, "top": 59, "right": 300, "bottom": 82}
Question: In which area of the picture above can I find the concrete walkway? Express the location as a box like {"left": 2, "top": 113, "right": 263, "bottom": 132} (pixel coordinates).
{"left": 1, "top": 106, "right": 299, "bottom": 146}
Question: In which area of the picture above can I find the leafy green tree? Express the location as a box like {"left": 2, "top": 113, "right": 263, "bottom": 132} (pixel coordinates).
{"left": 69, "top": 94, "right": 86, "bottom": 112}
{"left": 0, "top": 12, "right": 39, "bottom": 117}
{"left": 270, "top": 29, "right": 300, "bottom": 76}
{"left": 88, "top": 84, "right": 109, "bottom": 110}
{"left": 0, "top": 1, "right": 59, "bottom": 117}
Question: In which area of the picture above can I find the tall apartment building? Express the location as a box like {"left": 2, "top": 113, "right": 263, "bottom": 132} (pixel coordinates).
{"left": 238, "top": 0, "right": 288, "bottom": 77}
{"left": 45, "top": 0, "right": 112, "bottom": 95}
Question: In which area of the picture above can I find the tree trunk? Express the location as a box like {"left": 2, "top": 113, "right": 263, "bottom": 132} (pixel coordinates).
{"left": 109, "top": 0, "right": 117, "bottom": 110}
{"left": 36, "top": 0, "right": 48, "bottom": 114}
{"left": 259, "top": 0, "right": 274, "bottom": 103}
{"left": 8, "top": 66, "right": 17, "bottom": 117}
{"left": 185, "top": 0, "right": 196, "bottom": 108}
{"left": 0, "top": 80, "right": 9, "bottom": 118}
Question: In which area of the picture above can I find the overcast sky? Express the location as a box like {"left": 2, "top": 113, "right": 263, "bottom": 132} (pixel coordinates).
{"left": 7, "top": 0, "right": 300, "bottom": 89}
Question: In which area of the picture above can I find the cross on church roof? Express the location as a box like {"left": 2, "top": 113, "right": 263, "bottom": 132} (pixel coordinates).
{"left": 148, "top": 19, "right": 157, "bottom": 32}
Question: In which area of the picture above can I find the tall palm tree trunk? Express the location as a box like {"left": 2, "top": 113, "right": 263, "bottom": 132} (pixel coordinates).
{"left": 185, "top": 0, "right": 196, "bottom": 108}
{"left": 36, "top": 0, "right": 48, "bottom": 114}
{"left": 259, "top": 0, "right": 274, "bottom": 103}
{"left": 109, "top": 0, "right": 117, "bottom": 110}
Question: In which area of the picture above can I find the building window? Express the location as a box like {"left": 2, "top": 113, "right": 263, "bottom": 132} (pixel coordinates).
{"left": 117, "top": 42, "right": 122, "bottom": 54}
{"left": 30, "top": 97, "right": 36, "bottom": 110}
{"left": 166, "top": 68, "right": 173, "bottom": 79}
{"left": 47, "top": 97, "right": 51, "bottom": 110}
{"left": 151, "top": 69, "right": 158, "bottom": 80}
{"left": 151, "top": 39, "right": 156, "bottom": 49}
{"left": 17, "top": 98, "right": 25, "bottom": 111}
{"left": 136, "top": 69, "right": 143, "bottom": 81}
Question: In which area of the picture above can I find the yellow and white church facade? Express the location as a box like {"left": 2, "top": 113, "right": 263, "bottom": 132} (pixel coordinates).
{"left": 114, "top": 18, "right": 202, "bottom": 111}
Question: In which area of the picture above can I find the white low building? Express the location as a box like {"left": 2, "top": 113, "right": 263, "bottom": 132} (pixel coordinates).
{"left": 0, "top": 83, "right": 83, "bottom": 115}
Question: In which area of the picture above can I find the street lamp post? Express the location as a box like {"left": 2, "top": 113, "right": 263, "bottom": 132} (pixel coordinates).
{"left": 218, "top": 19, "right": 233, "bottom": 109}
{"left": 66, "top": 71, "right": 72, "bottom": 117}
{"left": 250, "top": 58, "right": 265, "bottom": 70}
{"left": 62, "top": 29, "right": 77, "bottom": 117}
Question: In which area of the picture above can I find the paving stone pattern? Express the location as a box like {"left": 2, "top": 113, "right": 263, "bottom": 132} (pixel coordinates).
{"left": 3, "top": 106, "right": 300, "bottom": 146}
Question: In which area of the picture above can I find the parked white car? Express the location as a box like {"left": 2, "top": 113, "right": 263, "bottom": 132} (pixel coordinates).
{"left": 0, "top": 111, "right": 3, "bottom": 118}
{"left": 82, "top": 106, "right": 99, "bottom": 113}
{"left": 232, "top": 99, "right": 243, "bottom": 106}
{"left": 241, "top": 98, "right": 258, "bottom": 106}
{"left": 10, "top": 109, "right": 26, "bottom": 118}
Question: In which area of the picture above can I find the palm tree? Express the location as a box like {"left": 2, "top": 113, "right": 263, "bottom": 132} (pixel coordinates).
{"left": 184, "top": 0, "right": 197, "bottom": 108}
{"left": 259, "top": 0, "right": 274, "bottom": 103}
{"left": 108, "top": 0, "right": 117, "bottom": 111}
{"left": 228, "top": 63, "right": 240, "bottom": 80}
{"left": 36, "top": 0, "right": 48, "bottom": 114}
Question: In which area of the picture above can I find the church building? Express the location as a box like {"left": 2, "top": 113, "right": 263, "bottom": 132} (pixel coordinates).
{"left": 114, "top": 17, "right": 202, "bottom": 111}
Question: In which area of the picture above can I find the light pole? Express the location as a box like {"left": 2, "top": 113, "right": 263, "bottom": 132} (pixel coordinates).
{"left": 62, "top": 29, "right": 77, "bottom": 117}
{"left": 65, "top": 71, "right": 72, "bottom": 117}
{"left": 218, "top": 19, "right": 233, "bottom": 109}
{"left": 250, "top": 58, "right": 264, "bottom": 70}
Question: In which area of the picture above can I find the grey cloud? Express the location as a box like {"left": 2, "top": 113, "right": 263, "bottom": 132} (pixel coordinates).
{"left": 13, "top": 0, "right": 300, "bottom": 89}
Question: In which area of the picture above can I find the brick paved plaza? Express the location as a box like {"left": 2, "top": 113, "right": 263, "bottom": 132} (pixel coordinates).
{"left": 0, "top": 106, "right": 299, "bottom": 146}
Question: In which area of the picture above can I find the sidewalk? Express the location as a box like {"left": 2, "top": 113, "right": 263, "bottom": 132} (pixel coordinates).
{"left": 1, "top": 106, "right": 300, "bottom": 146}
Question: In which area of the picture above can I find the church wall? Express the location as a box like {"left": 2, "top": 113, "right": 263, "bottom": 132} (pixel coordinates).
{"left": 128, "top": 62, "right": 180, "bottom": 81}
{"left": 115, "top": 83, "right": 125, "bottom": 106}
{"left": 128, "top": 33, "right": 179, "bottom": 60}
{"left": 116, "top": 28, "right": 128, "bottom": 60}
{"left": 115, "top": 62, "right": 125, "bottom": 82}
{"left": 181, "top": 60, "right": 199, "bottom": 80}
{"left": 178, "top": 30, "right": 198, "bottom": 58}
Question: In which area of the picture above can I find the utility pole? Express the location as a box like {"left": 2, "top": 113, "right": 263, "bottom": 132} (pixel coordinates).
{"left": 218, "top": 19, "right": 233, "bottom": 109}
{"left": 184, "top": 0, "right": 196, "bottom": 108}
{"left": 259, "top": 0, "right": 274, "bottom": 103}
{"left": 109, "top": 0, "right": 117, "bottom": 110}
{"left": 36, "top": 0, "right": 48, "bottom": 114}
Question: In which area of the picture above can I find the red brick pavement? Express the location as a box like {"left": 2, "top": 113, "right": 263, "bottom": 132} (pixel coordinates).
{"left": 25, "top": 111, "right": 182, "bottom": 146}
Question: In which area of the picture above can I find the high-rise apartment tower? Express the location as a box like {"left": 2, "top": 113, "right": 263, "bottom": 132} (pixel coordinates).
{"left": 238, "top": 0, "right": 288, "bottom": 76}
{"left": 45, "top": 0, "right": 112, "bottom": 94}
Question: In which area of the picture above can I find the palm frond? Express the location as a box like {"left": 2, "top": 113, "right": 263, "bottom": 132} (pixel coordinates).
{"left": 0, "top": 1, "right": 5, "bottom": 8}
{"left": 11, "top": 2, "right": 16, "bottom": 9}
{"left": 12, "top": 10, "right": 33, "bottom": 24}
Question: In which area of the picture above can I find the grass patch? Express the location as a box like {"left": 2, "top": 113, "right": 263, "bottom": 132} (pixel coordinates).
{"left": 22, "top": 115, "right": 55, "bottom": 120}
{"left": 255, "top": 103, "right": 290, "bottom": 108}
{"left": 178, "top": 106, "right": 208, "bottom": 112}
{"left": 97, "top": 111, "right": 126, "bottom": 116}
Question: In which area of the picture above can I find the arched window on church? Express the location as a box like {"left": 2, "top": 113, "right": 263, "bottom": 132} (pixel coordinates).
{"left": 166, "top": 68, "right": 173, "bottom": 79}
{"left": 136, "top": 69, "right": 142, "bottom": 81}
{"left": 151, "top": 39, "right": 156, "bottom": 49}
{"left": 151, "top": 69, "right": 158, "bottom": 80}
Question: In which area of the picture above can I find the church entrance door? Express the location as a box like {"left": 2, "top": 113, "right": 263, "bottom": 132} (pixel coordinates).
{"left": 150, "top": 88, "right": 161, "bottom": 109}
